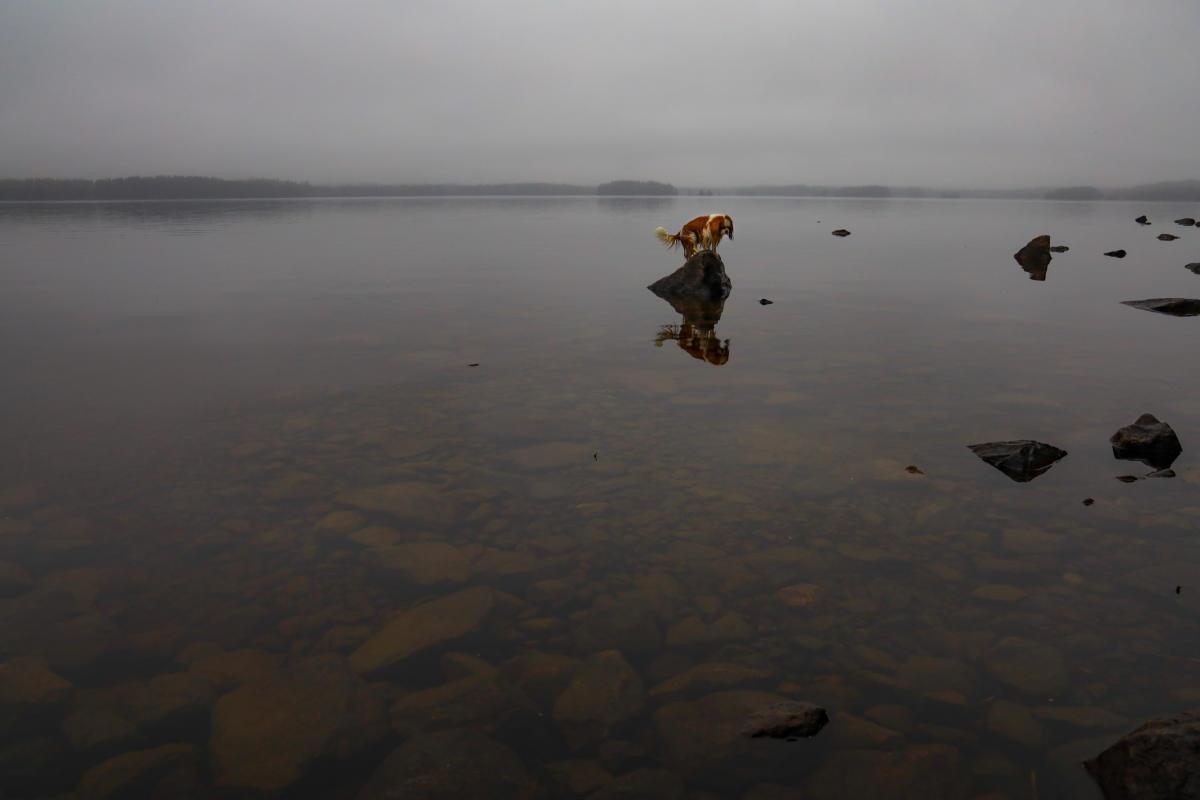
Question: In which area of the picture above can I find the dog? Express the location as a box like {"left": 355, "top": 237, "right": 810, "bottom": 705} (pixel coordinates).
{"left": 655, "top": 214, "right": 734, "bottom": 259}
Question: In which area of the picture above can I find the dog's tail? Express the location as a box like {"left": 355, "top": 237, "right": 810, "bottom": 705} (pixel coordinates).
{"left": 654, "top": 226, "right": 681, "bottom": 250}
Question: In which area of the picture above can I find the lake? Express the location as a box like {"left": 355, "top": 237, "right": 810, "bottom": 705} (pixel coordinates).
{"left": 1, "top": 196, "right": 1198, "bottom": 798}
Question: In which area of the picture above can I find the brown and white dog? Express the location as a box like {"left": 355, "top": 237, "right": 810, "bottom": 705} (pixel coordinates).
{"left": 655, "top": 214, "right": 734, "bottom": 259}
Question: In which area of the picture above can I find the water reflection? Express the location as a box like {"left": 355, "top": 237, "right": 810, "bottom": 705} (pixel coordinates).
{"left": 653, "top": 294, "right": 730, "bottom": 365}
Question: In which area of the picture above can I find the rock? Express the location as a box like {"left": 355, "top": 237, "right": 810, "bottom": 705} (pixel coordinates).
{"left": 391, "top": 671, "right": 536, "bottom": 734}
{"left": 510, "top": 442, "right": 593, "bottom": 470}
{"left": 1136, "top": 215, "right": 1150, "bottom": 224}
{"left": 806, "top": 744, "right": 965, "bottom": 799}
{"left": 832, "top": 712, "right": 903, "bottom": 748}
{"left": 1105, "top": 249, "right": 1128, "bottom": 258}
{"left": 1013, "top": 235, "right": 1052, "bottom": 281}
{"left": 986, "top": 700, "right": 1043, "bottom": 748}
{"left": 759, "top": 298, "right": 773, "bottom": 305}
{"left": 366, "top": 542, "right": 472, "bottom": 585}
{"left": 1050, "top": 245, "right": 1070, "bottom": 252}
{"left": 972, "top": 584, "right": 1028, "bottom": 603}
{"left": 0, "top": 657, "right": 72, "bottom": 707}
{"left": 1084, "top": 710, "right": 1200, "bottom": 800}
{"left": 210, "top": 654, "right": 387, "bottom": 792}
{"left": 649, "top": 662, "right": 774, "bottom": 698}
{"left": 553, "top": 650, "right": 644, "bottom": 727}
{"left": 337, "top": 482, "right": 456, "bottom": 525}
{"left": 1033, "top": 705, "right": 1130, "bottom": 729}
{"left": 0, "top": 561, "right": 33, "bottom": 598}
{"left": 501, "top": 651, "right": 581, "bottom": 706}
{"left": 777, "top": 583, "right": 823, "bottom": 608}
{"left": 831, "top": 229, "right": 851, "bottom": 237}
{"left": 1158, "top": 233, "right": 1181, "bottom": 241}
{"left": 63, "top": 706, "right": 138, "bottom": 751}
{"left": 76, "top": 743, "right": 197, "bottom": 799}
{"left": 1187, "top": 263, "right": 1200, "bottom": 275}
{"left": 894, "top": 655, "right": 976, "bottom": 705}
{"left": 1176, "top": 218, "right": 1196, "bottom": 226}
{"left": 654, "top": 690, "right": 809, "bottom": 770}
{"left": 1148, "top": 467, "right": 1176, "bottom": 478}
{"left": 188, "top": 648, "right": 282, "bottom": 691}
{"left": 1111, "top": 413, "right": 1183, "bottom": 469}
{"left": 546, "top": 759, "right": 612, "bottom": 795}
{"left": 350, "top": 586, "right": 494, "bottom": 676}
{"left": 647, "top": 251, "right": 731, "bottom": 300}
{"left": 314, "top": 510, "right": 366, "bottom": 534}
{"left": 665, "top": 612, "right": 751, "bottom": 646}
{"left": 588, "top": 768, "right": 684, "bottom": 800}
{"left": 1122, "top": 298, "right": 1200, "bottom": 316}
{"left": 572, "top": 594, "right": 662, "bottom": 655}
{"left": 357, "top": 729, "right": 537, "bottom": 800}
{"left": 741, "top": 700, "right": 828, "bottom": 739}
{"left": 985, "top": 637, "right": 1068, "bottom": 696}
{"left": 967, "top": 440, "right": 1068, "bottom": 482}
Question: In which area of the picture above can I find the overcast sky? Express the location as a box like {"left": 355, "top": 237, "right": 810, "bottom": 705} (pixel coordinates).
{"left": 1, "top": 1, "right": 1197, "bottom": 188}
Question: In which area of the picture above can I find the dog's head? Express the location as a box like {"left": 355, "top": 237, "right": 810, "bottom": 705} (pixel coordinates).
{"left": 721, "top": 215, "right": 734, "bottom": 241}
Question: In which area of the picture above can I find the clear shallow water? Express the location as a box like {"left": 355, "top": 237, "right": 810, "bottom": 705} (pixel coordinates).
{"left": 1, "top": 197, "right": 1198, "bottom": 798}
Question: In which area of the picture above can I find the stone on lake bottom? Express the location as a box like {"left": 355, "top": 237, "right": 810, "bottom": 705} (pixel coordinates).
{"left": 359, "top": 729, "right": 538, "bottom": 800}
{"left": 350, "top": 586, "right": 494, "bottom": 676}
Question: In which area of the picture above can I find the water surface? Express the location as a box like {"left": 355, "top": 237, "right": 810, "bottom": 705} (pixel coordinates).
{"left": 1, "top": 197, "right": 1198, "bottom": 798}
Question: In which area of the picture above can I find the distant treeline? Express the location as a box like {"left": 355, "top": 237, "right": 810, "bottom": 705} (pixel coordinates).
{"left": 2, "top": 176, "right": 1199, "bottom": 202}
{"left": 596, "top": 180, "right": 677, "bottom": 196}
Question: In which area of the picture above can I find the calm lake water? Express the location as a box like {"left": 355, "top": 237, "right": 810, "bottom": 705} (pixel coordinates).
{"left": 1, "top": 197, "right": 1198, "bottom": 798}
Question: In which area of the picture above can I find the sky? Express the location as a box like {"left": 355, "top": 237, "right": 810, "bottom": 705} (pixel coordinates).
{"left": 1, "top": 0, "right": 1198, "bottom": 188}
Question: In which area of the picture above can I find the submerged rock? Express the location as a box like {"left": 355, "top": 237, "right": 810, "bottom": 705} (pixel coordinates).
{"left": 1158, "top": 233, "right": 1180, "bottom": 241}
{"left": 831, "top": 229, "right": 852, "bottom": 237}
{"left": 588, "top": 768, "right": 684, "bottom": 800}
{"left": 1105, "top": 250, "right": 1127, "bottom": 258}
{"left": 552, "top": 650, "right": 643, "bottom": 727}
{"left": 1186, "top": 263, "right": 1200, "bottom": 275}
{"left": 654, "top": 690, "right": 807, "bottom": 770}
{"left": 336, "top": 482, "right": 456, "bottom": 525}
{"left": 741, "top": 700, "right": 829, "bottom": 739}
{"left": 210, "top": 654, "right": 387, "bottom": 793}
{"left": 1111, "top": 413, "right": 1182, "bottom": 469}
{"left": 1013, "top": 235, "right": 1052, "bottom": 281}
{"left": 1084, "top": 710, "right": 1200, "bottom": 800}
{"left": 967, "top": 440, "right": 1068, "bottom": 482}
{"left": 1121, "top": 298, "right": 1200, "bottom": 317}
{"left": 1175, "top": 217, "right": 1196, "bottom": 226}
{"left": 985, "top": 636, "right": 1068, "bottom": 696}
{"left": 351, "top": 586, "right": 494, "bottom": 676}
{"left": 358, "top": 729, "right": 538, "bottom": 800}
{"left": 1050, "top": 245, "right": 1070, "bottom": 253}
{"left": 76, "top": 743, "right": 197, "bottom": 799}
{"left": 647, "top": 251, "right": 731, "bottom": 300}
{"left": 0, "top": 657, "right": 72, "bottom": 708}
{"left": 1135, "top": 215, "right": 1150, "bottom": 225}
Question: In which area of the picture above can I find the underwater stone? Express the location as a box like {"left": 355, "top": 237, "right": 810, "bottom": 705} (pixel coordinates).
{"left": 1084, "top": 710, "right": 1200, "bottom": 800}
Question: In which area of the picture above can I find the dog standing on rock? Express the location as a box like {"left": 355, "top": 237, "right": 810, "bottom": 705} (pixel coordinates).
{"left": 655, "top": 214, "right": 734, "bottom": 259}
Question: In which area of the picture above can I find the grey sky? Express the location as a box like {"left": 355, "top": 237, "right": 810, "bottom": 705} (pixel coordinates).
{"left": 1, "top": 0, "right": 1197, "bottom": 188}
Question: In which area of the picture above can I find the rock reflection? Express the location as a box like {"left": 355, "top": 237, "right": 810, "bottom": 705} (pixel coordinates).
{"left": 1013, "top": 235, "right": 1052, "bottom": 281}
{"left": 1121, "top": 298, "right": 1200, "bottom": 317}
{"left": 654, "top": 294, "right": 729, "bottom": 365}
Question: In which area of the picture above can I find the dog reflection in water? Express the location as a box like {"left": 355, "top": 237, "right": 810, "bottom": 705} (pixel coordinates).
{"left": 654, "top": 296, "right": 729, "bottom": 365}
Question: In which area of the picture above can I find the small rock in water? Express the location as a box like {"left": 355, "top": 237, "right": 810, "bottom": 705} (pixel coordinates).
{"left": 1121, "top": 298, "right": 1200, "bottom": 317}
{"left": 1115, "top": 475, "right": 1140, "bottom": 483}
{"left": 1175, "top": 217, "right": 1196, "bottom": 226}
{"left": 1104, "top": 249, "right": 1127, "bottom": 258}
{"left": 1148, "top": 468, "right": 1176, "bottom": 478}
{"left": 1013, "top": 235, "right": 1052, "bottom": 281}
{"left": 1082, "top": 498, "right": 1095, "bottom": 506}
{"left": 1084, "top": 710, "right": 1200, "bottom": 800}
{"left": 1049, "top": 245, "right": 1070, "bottom": 252}
{"left": 1111, "top": 413, "right": 1184, "bottom": 471}
{"left": 759, "top": 298, "right": 773, "bottom": 305}
{"left": 967, "top": 440, "right": 1068, "bottom": 483}
{"left": 1157, "top": 233, "right": 1180, "bottom": 241}
{"left": 905, "top": 465, "right": 925, "bottom": 475}
{"left": 1135, "top": 215, "right": 1150, "bottom": 225}
{"left": 831, "top": 229, "right": 851, "bottom": 237}
{"left": 1186, "top": 263, "right": 1200, "bottom": 275}
{"left": 1177, "top": 586, "right": 1182, "bottom": 594}
{"left": 741, "top": 701, "right": 828, "bottom": 739}
{"left": 467, "top": 363, "right": 479, "bottom": 367}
